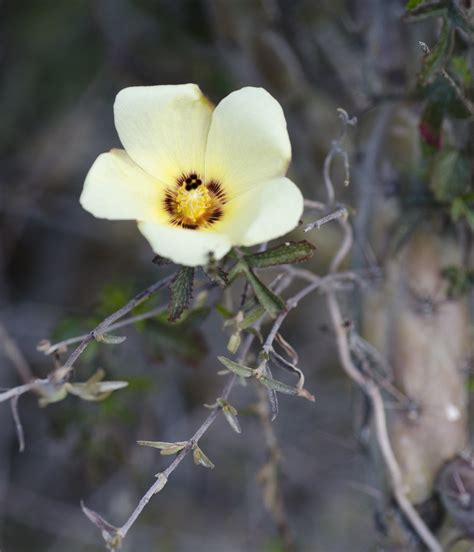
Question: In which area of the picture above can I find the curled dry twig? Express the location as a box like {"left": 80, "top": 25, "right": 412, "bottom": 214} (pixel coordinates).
{"left": 321, "top": 109, "right": 442, "bottom": 552}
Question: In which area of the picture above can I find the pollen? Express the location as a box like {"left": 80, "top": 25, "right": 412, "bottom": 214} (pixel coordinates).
{"left": 163, "top": 174, "right": 226, "bottom": 230}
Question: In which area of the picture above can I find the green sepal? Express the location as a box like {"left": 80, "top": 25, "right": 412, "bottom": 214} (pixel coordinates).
{"left": 168, "top": 267, "right": 195, "bottom": 322}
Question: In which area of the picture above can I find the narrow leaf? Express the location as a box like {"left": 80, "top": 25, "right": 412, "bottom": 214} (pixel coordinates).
{"left": 193, "top": 446, "right": 215, "bottom": 469}
{"left": 264, "top": 364, "right": 279, "bottom": 421}
{"left": 137, "top": 440, "right": 188, "bottom": 455}
{"left": 217, "top": 356, "right": 255, "bottom": 377}
{"left": 257, "top": 375, "right": 315, "bottom": 402}
{"left": 217, "top": 398, "right": 241, "bottom": 434}
{"left": 404, "top": 1, "right": 446, "bottom": 20}
{"left": 405, "top": 0, "right": 427, "bottom": 10}
{"left": 81, "top": 502, "right": 121, "bottom": 547}
{"left": 244, "top": 267, "right": 285, "bottom": 317}
{"left": 95, "top": 332, "right": 126, "bottom": 345}
{"left": 168, "top": 267, "right": 195, "bottom": 322}
{"left": 245, "top": 241, "right": 315, "bottom": 268}
{"left": 258, "top": 375, "right": 299, "bottom": 396}
{"left": 239, "top": 304, "right": 265, "bottom": 330}
{"left": 227, "top": 261, "right": 246, "bottom": 284}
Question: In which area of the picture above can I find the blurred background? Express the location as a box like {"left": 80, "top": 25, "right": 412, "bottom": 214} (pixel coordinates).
{"left": 2, "top": 1, "right": 471, "bottom": 551}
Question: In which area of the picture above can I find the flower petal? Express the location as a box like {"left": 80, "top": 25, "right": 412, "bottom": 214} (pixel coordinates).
{"left": 138, "top": 223, "right": 232, "bottom": 267}
{"left": 80, "top": 149, "right": 166, "bottom": 222}
{"left": 218, "top": 177, "right": 303, "bottom": 246}
{"left": 205, "top": 87, "right": 291, "bottom": 197}
{"left": 114, "top": 84, "right": 213, "bottom": 184}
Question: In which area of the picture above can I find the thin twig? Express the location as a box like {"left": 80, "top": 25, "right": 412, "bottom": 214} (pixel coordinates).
{"left": 263, "top": 279, "right": 322, "bottom": 354}
{"left": 39, "top": 303, "right": 168, "bottom": 356}
{"left": 321, "top": 109, "right": 442, "bottom": 552}
{"left": 90, "top": 333, "right": 256, "bottom": 545}
{"left": 441, "top": 69, "right": 474, "bottom": 117}
{"left": 0, "top": 321, "right": 34, "bottom": 383}
{"left": 323, "top": 108, "right": 357, "bottom": 204}
{"left": 56, "top": 274, "right": 174, "bottom": 380}
{"left": 0, "top": 379, "right": 47, "bottom": 404}
{"left": 10, "top": 395, "right": 25, "bottom": 452}
{"left": 304, "top": 207, "right": 348, "bottom": 233}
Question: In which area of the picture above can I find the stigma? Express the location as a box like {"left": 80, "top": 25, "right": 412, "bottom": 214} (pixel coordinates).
{"left": 163, "top": 173, "right": 226, "bottom": 230}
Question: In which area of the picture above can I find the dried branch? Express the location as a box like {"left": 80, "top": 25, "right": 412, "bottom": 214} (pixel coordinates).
{"left": 10, "top": 395, "right": 25, "bottom": 452}
{"left": 0, "top": 321, "right": 34, "bottom": 383}
{"left": 321, "top": 109, "right": 443, "bottom": 552}
{"left": 83, "top": 333, "right": 256, "bottom": 548}
{"left": 304, "top": 206, "right": 348, "bottom": 232}
{"left": 0, "top": 379, "right": 47, "bottom": 404}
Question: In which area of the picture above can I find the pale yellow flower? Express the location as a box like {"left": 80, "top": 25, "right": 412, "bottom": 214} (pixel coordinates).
{"left": 80, "top": 84, "right": 303, "bottom": 267}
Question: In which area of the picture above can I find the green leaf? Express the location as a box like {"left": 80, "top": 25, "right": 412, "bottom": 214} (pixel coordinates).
{"left": 429, "top": 76, "right": 471, "bottom": 120}
{"left": 168, "top": 267, "right": 195, "bottom": 322}
{"left": 243, "top": 266, "right": 285, "bottom": 317}
{"left": 447, "top": 2, "right": 474, "bottom": 39}
{"left": 404, "top": 1, "right": 446, "bottom": 20}
{"left": 227, "top": 261, "right": 246, "bottom": 284}
{"left": 193, "top": 446, "right": 215, "bottom": 469}
{"left": 217, "top": 356, "right": 255, "bottom": 377}
{"left": 239, "top": 304, "right": 266, "bottom": 330}
{"left": 442, "top": 265, "right": 474, "bottom": 298}
{"left": 215, "top": 303, "right": 234, "bottom": 319}
{"left": 419, "top": 17, "right": 454, "bottom": 85}
{"left": 245, "top": 241, "right": 315, "bottom": 268}
{"left": 405, "top": 0, "right": 429, "bottom": 11}
{"left": 430, "top": 148, "right": 469, "bottom": 203}
{"left": 137, "top": 440, "right": 188, "bottom": 455}
{"left": 450, "top": 56, "right": 473, "bottom": 88}
{"left": 257, "top": 375, "right": 300, "bottom": 396}
{"left": 451, "top": 196, "right": 474, "bottom": 231}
